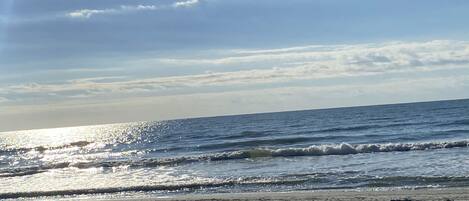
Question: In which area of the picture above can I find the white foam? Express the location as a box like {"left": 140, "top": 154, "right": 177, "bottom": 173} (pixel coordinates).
{"left": 213, "top": 140, "right": 469, "bottom": 160}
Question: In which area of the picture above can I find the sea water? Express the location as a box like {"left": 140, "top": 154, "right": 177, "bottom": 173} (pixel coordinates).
{"left": 1, "top": 99, "right": 469, "bottom": 199}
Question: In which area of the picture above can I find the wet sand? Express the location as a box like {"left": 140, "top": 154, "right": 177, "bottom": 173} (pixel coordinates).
{"left": 143, "top": 188, "right": 469, "bottom": 201}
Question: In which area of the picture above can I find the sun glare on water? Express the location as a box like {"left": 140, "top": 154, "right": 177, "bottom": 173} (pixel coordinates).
{"left": 0, "top": 122, "right": 157, "bottom": 155}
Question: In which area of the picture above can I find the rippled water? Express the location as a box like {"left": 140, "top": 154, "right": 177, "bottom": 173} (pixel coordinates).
{"left": 1, "top": 99, "right": 469, "bottom": 199}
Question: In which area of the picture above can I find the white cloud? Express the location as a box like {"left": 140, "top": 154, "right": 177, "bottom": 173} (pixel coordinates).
{"left": 67, "top": 0, "right": 201, "bottom": 18}
{"left": 173, "top": 0, "right": 200, "bottom": 8}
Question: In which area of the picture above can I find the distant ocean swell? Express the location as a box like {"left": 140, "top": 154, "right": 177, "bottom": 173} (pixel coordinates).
{"left": 2, "top": 140, "right": 469, "bottom": 178}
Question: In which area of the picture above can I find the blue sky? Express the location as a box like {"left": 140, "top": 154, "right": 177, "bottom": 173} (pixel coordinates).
{"left": 1, "top": 0, "right": 469, "bottom": 131}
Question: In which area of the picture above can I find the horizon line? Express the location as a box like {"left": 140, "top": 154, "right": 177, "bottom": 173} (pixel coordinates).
{"left": 1, "top": 97, "right": 467, "bottom": 133}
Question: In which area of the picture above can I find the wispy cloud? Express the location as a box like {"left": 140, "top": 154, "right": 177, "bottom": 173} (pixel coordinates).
{"left": 67, "top": 0, "right": 201, "bottom": 19}
{"left": 67, "top": 9, "right": 115, "bottom": 18}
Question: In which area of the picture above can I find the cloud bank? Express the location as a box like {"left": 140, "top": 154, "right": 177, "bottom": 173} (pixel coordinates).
{"left": 1, "top": 40, "right": 469, "bottom": 103}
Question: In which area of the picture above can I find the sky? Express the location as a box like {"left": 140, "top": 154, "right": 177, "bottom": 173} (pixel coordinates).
{"left": 1, "top": 0, "right": 469, "bottom": 131}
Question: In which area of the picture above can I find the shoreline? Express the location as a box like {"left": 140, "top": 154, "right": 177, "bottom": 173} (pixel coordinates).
{"left": 135, "top": 187, "right": 469, "bottom": 201}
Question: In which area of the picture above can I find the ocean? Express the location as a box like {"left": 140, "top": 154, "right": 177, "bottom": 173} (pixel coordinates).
{"left": 1, "top": 99, "right": 469, "bottom": 200}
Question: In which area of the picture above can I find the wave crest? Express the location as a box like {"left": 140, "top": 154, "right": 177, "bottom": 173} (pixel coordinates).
{"left": 1, "top": 140, "right": 468, "bottom": 178}
{"left": 212, "top": 140, "right": 469, "bottom": 159}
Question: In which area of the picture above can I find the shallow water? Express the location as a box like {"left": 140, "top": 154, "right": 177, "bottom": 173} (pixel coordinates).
{"left": 1, "top": 99, "right": 469, "bottom": 199}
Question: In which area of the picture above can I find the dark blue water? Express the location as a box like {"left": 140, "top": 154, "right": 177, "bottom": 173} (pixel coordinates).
{"left": 1, "top": 99, "right": 469, "bottom": 199}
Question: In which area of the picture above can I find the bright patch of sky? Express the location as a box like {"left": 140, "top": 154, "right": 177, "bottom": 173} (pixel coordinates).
{"left": 1, "top": 0, "right": 469, "bottom": 131}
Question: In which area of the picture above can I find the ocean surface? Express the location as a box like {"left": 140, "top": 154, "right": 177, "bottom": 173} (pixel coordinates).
{"left": 1, "top": 99, "right": 469, "bottom": 200}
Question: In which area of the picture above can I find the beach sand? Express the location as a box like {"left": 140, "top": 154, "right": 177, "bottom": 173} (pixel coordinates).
{"left": 139, "top": 188, "right": 469, "bottom": 201}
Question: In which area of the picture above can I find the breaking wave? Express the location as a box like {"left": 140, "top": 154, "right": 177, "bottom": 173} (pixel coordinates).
{"left": 2, "top": 140, "right": 469, "bottom": 178}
